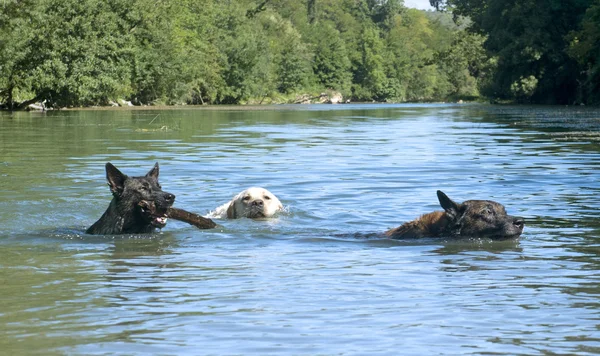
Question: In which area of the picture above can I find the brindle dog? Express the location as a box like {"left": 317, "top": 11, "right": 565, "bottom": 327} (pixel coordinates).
{"left": 385, "top": 190, "right": 524, "bottom": 239}
{"left": 86, "top": 163, "right": 176, "bottom": 235}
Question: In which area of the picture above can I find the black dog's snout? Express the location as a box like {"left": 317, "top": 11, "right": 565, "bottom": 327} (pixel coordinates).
{"left": 513, "top": 217, "right": 524, "bottom": 229}
{"left": 164, "top": 193, "right": 176, "bottom": 204}
{"left": 251, "top": 200, "right": 264, "bottom": 207}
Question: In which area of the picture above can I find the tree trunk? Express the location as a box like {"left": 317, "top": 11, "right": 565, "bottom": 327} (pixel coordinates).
{"left": 7, "top": 85, "right": 13, "bottom": 111}
{"left": 15, "top": 95, "right": 43, "bottom": 111}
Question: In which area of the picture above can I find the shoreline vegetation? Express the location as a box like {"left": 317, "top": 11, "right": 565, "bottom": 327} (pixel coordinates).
{"left": 1, "top": 0, "right": 598, "bottom": 111}
{"left": 12, "top": 92, "right": 475, "bottom": 112}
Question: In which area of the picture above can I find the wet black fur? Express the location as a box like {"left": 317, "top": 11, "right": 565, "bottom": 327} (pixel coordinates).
{"left": 86, "top": 163, "right": 175, "bottom": 235}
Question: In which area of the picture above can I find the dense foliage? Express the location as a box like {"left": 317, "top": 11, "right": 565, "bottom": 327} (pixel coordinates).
{"left": 431, "top": 0, "right": 600, "bottom": 104}
{"left": 1, "top": 0, "right": 489, "bottom": 109}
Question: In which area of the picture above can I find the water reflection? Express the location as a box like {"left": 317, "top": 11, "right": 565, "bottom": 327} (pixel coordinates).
{"left": 108, "top": 236, "right": 178, "bottom": 265}
{"left": 433, "top": 238, "right": 523, "bottom": 257}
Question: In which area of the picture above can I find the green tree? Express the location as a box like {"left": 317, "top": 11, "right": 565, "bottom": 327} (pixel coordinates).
{"left": 568, "top": 0, "right": 600, "bottom": 104}
{"left": 436, "top": 31, "right": 488, "bottom": 99}
{"left": 0, "top": 0, "right": 493, "bottom": 109}
{"left": 431, "top": 0, "right": 594, "bottom": 104}
{"left": 367, "top": 0, "right": 406, "bottom": 31}
{"left": 385, "top": 8, "right": 447, "bottom": 101}
{"left": 312, "top": 24, "right": 352, "bottom": 93}
{"left": 217, "top": 12, "right": 271, "bottom": 103}
{"left": 1, "top": 0, "right": 133, "bottom": 108}
{"left": 0, "top": 0, "right": 41, "bottom": 110}
{"left": 127, "top": 0, "right": 183, "bottom": 104}
{"left": 277, "top": 37, "right": 311, "bottom": 94}
{"left": 171, "top": 0, "right": 226, "bottom": 104}
{"left": 354, "top": 25, "right": 387, "bottom": 100}
{"left": 257, "top": 12, "right": 313, "bottom": 97}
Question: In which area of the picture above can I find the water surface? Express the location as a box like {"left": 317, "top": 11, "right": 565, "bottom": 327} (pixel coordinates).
{"left": 1, "top": 104, "right": 599, "bottom": 355}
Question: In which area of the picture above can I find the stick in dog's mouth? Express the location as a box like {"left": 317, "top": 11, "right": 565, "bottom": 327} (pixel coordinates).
{"left": 138, "top": 200, "right": 169, "bottom": 227}
{"left": 138, "top": 201, "right": 216, "bottom": 230}
{"left": 167, "top": 207, "right": 217, "bottom": 229}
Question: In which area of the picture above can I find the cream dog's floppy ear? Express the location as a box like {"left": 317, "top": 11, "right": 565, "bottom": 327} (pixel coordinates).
{"left": 226, "top": 201, "right": 237, "bottom": 219}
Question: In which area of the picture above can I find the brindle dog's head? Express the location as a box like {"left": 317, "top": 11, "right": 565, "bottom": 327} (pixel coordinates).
{"left": 106, "top": 163, "right": 175, "bottom": 228}
{"left": 437, "top": 190, "right": 524, "bottom": 239}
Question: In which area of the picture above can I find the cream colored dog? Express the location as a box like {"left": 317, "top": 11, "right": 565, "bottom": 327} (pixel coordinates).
{"left": 209, "top": 187, "right": 284, "bottom": 219}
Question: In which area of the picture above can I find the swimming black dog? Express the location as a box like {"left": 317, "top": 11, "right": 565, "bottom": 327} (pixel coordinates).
{"left": 86, "top": 163, "right": 176, "bottom": 235}
{"left": 385, "top": 190, "right": 524, "bottom": 239}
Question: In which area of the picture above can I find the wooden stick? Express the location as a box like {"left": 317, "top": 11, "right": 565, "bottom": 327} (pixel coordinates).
{"left": 168, "top": 207, "right": 217, "bottom": 229}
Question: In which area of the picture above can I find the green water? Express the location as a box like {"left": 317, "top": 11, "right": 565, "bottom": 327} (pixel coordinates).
{"left": 1, "top": 104, "right": 599, "bottom": 355}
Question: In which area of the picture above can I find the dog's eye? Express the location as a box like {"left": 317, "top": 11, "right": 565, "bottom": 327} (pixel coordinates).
{"left": 482, "top": 208, "right": 493, "bottom": 215}
{"left": 264, "top": 196, "right": 271, "bottom": 200}
{"left": 242, "top": 196, "right": 250, "bottom": 201}
{"left": 141, "top": 185, "right": 150, "bottom": 191}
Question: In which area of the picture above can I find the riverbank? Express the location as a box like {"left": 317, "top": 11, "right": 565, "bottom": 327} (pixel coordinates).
{"left": 2, "top": 93, "right": 485, "bottom": 112}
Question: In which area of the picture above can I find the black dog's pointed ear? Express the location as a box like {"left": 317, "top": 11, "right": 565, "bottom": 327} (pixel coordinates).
{"left": 106, "top": 163, "right": 127, "bottom": 196}
{"left": 437, "top": 190, "right": 460, "bottom": 219}
{"left": 146, "top": 162, "right": 159, "bottom": 179}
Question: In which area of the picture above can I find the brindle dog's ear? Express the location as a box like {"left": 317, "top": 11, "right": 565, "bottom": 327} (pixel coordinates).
{"left": 437, "top": 190, "right": 461, "bottom": 219}
{"left": 106, "top": 163, "right": 127, "bottom": 197}
{"left": 146, "top": 162, "right": 160, "bottom": 180}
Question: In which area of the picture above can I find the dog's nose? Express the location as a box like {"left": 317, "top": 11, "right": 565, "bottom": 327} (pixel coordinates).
{"left": 165, "top": 193, "right": 176, "bottom": 203}
{"left": 513, "top": 217, "right": 524, "bottom": 229}
{"left": 251, "top": 200, "right": 264, "bottom": 207}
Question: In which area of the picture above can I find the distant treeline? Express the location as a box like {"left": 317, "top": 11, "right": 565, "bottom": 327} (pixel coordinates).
{"left": 0, "top": 0, "right": 598, "bottom": 109}
{"left": 432, "top": 0, "right": 600, "bottom": 105}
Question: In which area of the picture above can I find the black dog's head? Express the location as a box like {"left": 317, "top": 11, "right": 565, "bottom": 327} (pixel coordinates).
{"left": 106, "top": 163, "right": 176, "bottom": 229}
{"left": 437, "top": 190, "right": 524, "bottom": 239}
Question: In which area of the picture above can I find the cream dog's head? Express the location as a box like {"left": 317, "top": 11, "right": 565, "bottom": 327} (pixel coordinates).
{"left": 226, "top": 187, "right": 283, "bottom": 219}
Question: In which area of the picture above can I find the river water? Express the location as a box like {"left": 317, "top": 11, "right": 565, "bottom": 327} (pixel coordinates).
{"left": 0, "top": 104, "right": 599, "bottom": 355}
